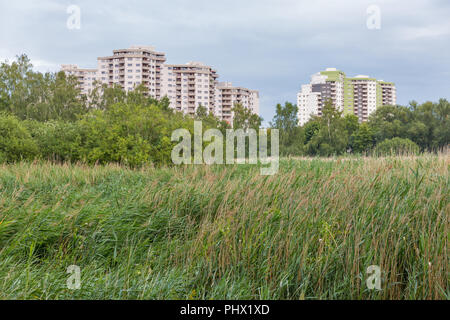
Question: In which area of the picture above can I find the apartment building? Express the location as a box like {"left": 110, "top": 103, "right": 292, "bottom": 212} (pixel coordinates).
{"left": 379, "top": 81, "right": 397, "bottom": 107}
{"left": 61, "top": 46, "right": 259, "bottom": 124}
{"left": 297, "top": 84, "right": 321, "bottom": 122}
{"left": 297, "top": 68, "right": 396, "bottom": 125}
{"left": 60, "top": 64, "right": 97, "bottom": 95}
{"left": 215, "top": 82, "right": 260, "bottom": 123}
{"left": 96, "top": 46, "right": 166, "bottom": 99}
{"left": 160, "top": 62, "right": 218, "bottom": 116}
{"left": 348, "top": 75, "right": 378, "bottom": 122}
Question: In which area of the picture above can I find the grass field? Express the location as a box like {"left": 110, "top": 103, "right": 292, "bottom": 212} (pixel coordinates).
{"left": 0, "top": 156, "right": 448, "bottom": 299}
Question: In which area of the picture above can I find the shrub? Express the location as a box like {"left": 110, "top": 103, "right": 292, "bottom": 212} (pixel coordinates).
{"left": 373, "top": 137, "right": 420, "bottom": 156}
{"left": 24, "top": 120, "right": 82, "bottom": 162}
{"left": 0, "top": 113, "right": 38, "bottom": 162}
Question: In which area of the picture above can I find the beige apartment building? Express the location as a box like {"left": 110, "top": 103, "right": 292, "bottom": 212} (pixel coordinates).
{"left": 96, "top": 46, "right": 166, "bottom": 99}
{"left": 379, "top": 81, "right": 397, "bottom": 107}
{"left": 160, "top": 62, "right": 218, "bottom": 116}
{"left": 60, "top": 64, "right": 97, "bottom": 95}
{"left": 215, "top": 82, "right": 260, "bottom": 124}
{"left": 61, "top": 46, "right": 259, "bottom": 124}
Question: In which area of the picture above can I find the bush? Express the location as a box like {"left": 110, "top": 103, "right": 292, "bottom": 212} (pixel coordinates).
{"left": 75, "top": 102, "right": 194, "bottom": 167}
{"left": 373, "top": 137, "right": 420, "bottom": 156}
{"left": 24, "top": 120, "right": 82, "bottom": 162}
{"left": 0, "top": 113, "right": 38, "bottom": 163}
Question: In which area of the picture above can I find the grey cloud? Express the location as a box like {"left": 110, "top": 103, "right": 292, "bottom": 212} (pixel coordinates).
{"left": 0, "top": 0, "right": 449, "bottom": 124}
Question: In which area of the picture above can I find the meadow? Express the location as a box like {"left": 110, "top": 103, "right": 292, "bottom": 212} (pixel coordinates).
{"left": 0, "top": 155, "right": 448, "bottom": 300}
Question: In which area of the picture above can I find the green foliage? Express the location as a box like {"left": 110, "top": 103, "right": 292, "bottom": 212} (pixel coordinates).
{"left": 304, "top": 121, "right": 320, "bottom": 143}
{"left": 270, "top": 102, "right": 298, "bottom": 132}
{"left": 304, "top": 101, "right": 349, "bottom": 156}
{"left": 232, "top": 103, "right": 262, "bottom": 131}
{"left": 0, "top": 112, "right": 38, "bottom": 162}
{"left": 374, "top": 137, "right": 420, "bottom": 156}
{"left": 0, "top": 55, "right": 87, "bottom": 121}
{"left": 369, "top": 101, "right": 450, "bottom": 152}
{"left": 273, "top": 99, "right": 449, "bottom": 157}
{"left": 75, "top": 102, "right": 195, "bottom": 166}
{"left": 368, "top": 105, "right": 414, "bottom": 144}
{"left": 343, "top": 114, "right": 359, "bottom": 136}
{"left": 270, "top": 102, "right": 302, "bottom": 155}
{"left": 351, "top": 123, "right": 375, "bottom": 154}
{"left": 24, "top": 120, "right": 82, "bottom": 162}
{"left": 196, "top": 104, "right": 230, "bottom": 134}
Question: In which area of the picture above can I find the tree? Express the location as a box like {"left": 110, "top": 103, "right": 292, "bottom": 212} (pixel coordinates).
{"left": 304, "top": 100, "right": 349, "bottom": 156}
{"left": 304, "top": 121, "right": 320, "bottom": 143}
{"left": 270, "top": 102, "right": 305, "bottom": 155}
{"left": 270, "top": 102, "right": 298, "bottom": 132}
{"left": 232, "top": 103, "right": 262, "bottom": 131}
{"left": 368, "top": 105, "right": 414, "bottom": 144}
{"left": 195, "top": 104, "right": 209, "bottom": 119}
{"left": 0, "top": 112, "right": 38, "bottom": 162}
{"left": 432, "top": 99, "right": 450, "bottom": 151}
{"left": 351, "top": 123, "right": 375, "bottom": 154}
{"left": 0, "top": 55, "right": 87, "bottom": 121}
{"left": 411, "top": 99, "right": 449, "bottom": 151}
{"left": 343, "top": 114, "right": 359, "bottom": 136}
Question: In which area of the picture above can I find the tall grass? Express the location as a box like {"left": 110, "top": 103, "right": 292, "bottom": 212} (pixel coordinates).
{"left": 0, "top": 155, "right": 448, "bottom": 299}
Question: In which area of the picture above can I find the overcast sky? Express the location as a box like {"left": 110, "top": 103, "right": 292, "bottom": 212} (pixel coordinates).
{"left": 1, "top": 0, "right": 449, "bottom": 123}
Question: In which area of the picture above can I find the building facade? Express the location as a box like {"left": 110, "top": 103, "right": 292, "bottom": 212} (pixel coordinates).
{"left": 215, "top": 82, "right": 260, "bottom": 123}
{"left": 96, "top": 46, "right": 166, "bottom": 100}
{"left": 160, "top": 62, "right": 218, "bottom": 116}
{"left": 60, "top": 64, "right": 97, "bottom": 96}
{"left": 297, "top": 68, "right": 396, "bottom": 125}
{"left": 61, "top": 46, "right": 259, "bottom": 124}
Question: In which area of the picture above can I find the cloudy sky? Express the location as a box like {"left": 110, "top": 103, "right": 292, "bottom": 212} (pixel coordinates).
{"left": 1, "top": 0, "right": 449, "bottom": 123}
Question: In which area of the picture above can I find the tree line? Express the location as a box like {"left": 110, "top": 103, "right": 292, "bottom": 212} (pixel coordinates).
{"left": 0, "top": 54, "right": 448, "bottom": 166}
{"left": 271, "top": 99, "right": 449, "bottom": 157}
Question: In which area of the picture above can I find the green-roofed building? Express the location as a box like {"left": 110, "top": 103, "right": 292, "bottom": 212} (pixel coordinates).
{"left": 297, "top": 68, "right": 396, "bottom": 125}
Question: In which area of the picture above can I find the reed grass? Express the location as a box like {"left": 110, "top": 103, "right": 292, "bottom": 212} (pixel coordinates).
{"left": 0, "top": 155, "right": 448, "bottom": 299}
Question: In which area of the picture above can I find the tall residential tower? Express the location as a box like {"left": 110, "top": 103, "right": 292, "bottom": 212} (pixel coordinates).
{"left": 96, "top": 46, "right": 166, "bottom": 99}
{"left": 160, "top": 62, "right": 219, "bottom": 116}
{"left": 297, "top": 68, "right": 396, "bottom": 125}
{"left": 61, "top": 46, "right": 259, "bottom": 125}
